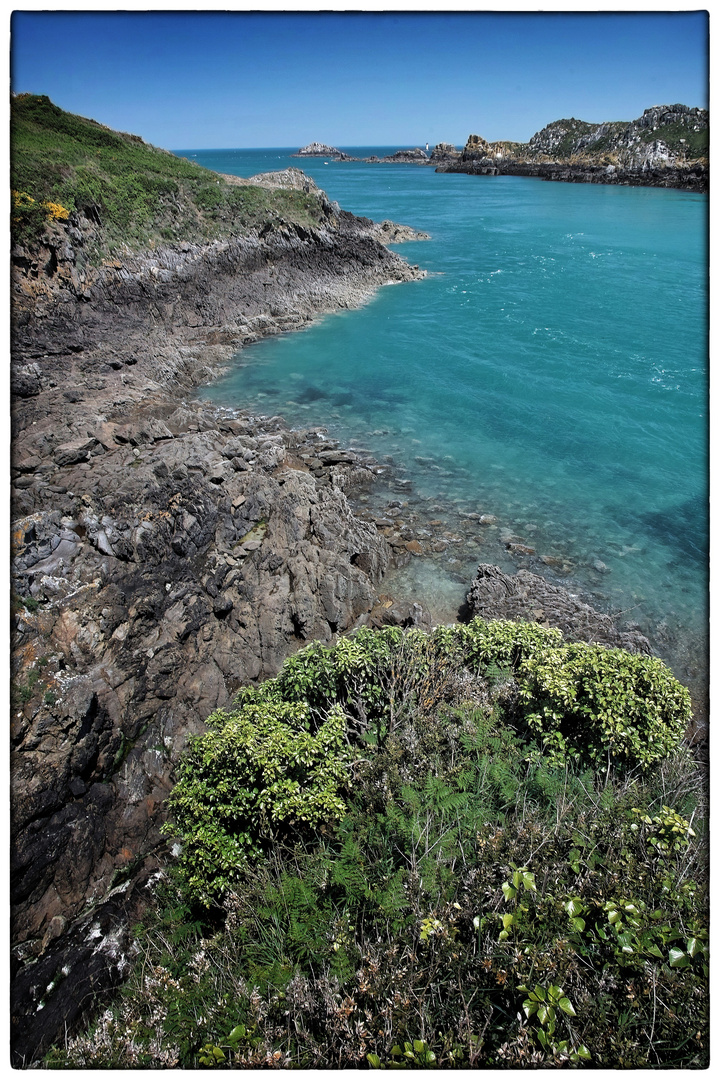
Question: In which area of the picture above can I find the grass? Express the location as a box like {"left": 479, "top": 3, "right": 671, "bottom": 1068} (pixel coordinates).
{"left": 11, "top": 94, "right": 332, "bottom": 257}
{"left": 45, "top": 622, "right": 708, "bottom": 1069}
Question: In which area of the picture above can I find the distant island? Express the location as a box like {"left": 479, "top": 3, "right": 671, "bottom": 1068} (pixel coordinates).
{"left": 294, "top": 142, "right": 458, "bottom": 165}
{"left": 296, "top": 104, "right": 708, "bottom": 191}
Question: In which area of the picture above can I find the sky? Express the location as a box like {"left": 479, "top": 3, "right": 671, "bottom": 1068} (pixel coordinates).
{"left": 9, "top": 6, "right": 709, "bottom": 151}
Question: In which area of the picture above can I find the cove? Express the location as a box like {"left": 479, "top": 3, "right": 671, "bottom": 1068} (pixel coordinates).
{"left": 191, "top": 148, "right": 708, "bottom": 703}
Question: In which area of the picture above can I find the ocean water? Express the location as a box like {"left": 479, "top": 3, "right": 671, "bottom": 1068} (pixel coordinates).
{"left": 182, "top": 148, "right": 708, "bottom": 701}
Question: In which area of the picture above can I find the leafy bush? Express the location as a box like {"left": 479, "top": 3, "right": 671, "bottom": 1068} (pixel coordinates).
{"left": 517, "top": 642, "right": 691, "bottom": 769}
{"left": 163, "top": 701, "right": 351, "bottom": 907}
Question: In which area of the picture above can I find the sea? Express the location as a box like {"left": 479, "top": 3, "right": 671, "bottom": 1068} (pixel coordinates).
{"left": 176, "top": 147, "right": 708, "bottom": 708}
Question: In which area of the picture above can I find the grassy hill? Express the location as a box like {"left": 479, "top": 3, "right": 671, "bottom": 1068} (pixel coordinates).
{"left": 11, "top": 94, "right": 330, "bottom": 255}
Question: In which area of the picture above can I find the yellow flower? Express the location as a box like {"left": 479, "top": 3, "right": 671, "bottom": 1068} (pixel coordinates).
{"left": 11, "top": 191, "right": 70, "bottom": 221}
{"left": 42, "top": 200, "right": 70, "bottom": 221}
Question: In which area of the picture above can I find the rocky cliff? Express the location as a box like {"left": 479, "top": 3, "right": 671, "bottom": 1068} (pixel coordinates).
{"left": 10, "top": 102, "right": 429, "bottom": 1063}
{"left": 437, "top": 104, "right": 708, "bottom": 191}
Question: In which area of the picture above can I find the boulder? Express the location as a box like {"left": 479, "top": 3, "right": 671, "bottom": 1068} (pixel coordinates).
{"left": 464, "top": 563, "right": 651, "bottom": 653}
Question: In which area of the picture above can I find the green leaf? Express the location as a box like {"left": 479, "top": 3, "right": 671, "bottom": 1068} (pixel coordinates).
{"left": 668, "top": 947, "right": 690, "bottom": 968}
{"left": 367, "top": 1053, "right": 383, "bottom": 1069}
{"left": 686, "top": 937, "right": 703, "bottom": 958}
{"left": 502, "top": 882, "right": 518, "bottom": 902}
{"left": 522, "top": 871, "right": 537, "bottom": 892}
{"left": 558, "top": 997, "right": 576, "bottom": 1017}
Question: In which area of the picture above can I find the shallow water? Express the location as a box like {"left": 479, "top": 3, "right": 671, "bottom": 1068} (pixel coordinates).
{"left": 186, "top": 147, "right": 708, "bottom": 700}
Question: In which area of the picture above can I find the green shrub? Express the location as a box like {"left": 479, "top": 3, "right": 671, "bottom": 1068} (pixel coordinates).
{"left": 163, "top": 701, "right": 351, "bottom": 907}
{"left": 517, "top": 641, "right": 690, "bottom": 768}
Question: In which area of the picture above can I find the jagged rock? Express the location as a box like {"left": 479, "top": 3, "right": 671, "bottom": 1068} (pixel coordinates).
{"left": 429, "top": 142, "right": 459, "bottom": 163}
{"left": 363, "top": 596, "right": 432, "bottom": 631}
{"left": 54, "top": 437, "right": 97, "bottom": 467}
{"left": 12, "top": 362, "right": 43, "bottom": 398}
{"left": 371, "top": 220, "right": 431, "bottom": 243}
{"left": 464, "top": 563, "right": 651, "bottom": 653}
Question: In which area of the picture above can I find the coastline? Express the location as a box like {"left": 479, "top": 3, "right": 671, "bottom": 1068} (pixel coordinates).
{"left": 10, "top": 171, "right": 706, "bottom": 1060}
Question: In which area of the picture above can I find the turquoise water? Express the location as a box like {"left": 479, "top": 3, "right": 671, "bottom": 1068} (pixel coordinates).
{"left": 184, "top": 148, "right": 708, "bottom": 697}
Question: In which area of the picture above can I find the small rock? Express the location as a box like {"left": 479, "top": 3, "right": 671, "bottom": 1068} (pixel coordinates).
{"left": 506, "top": 542, "right": 536, "bottom": 556}
{"left": 213, "top": 596, "right": 234, "bottom": 618}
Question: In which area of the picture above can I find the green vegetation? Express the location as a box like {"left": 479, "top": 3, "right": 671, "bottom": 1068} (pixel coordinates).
{"left": 46, "top": 620, "right": 707, "bottom": 1068}
{"left": 530, "top": 118, "right": 599, "bottom": 158}
{"left": 11, "top": 94, "right": 331, "bottom": 255}
{"left": 639, "top": 119, "right": 708, "bottom": 159}
{"left": 526, "top": 113, "right": 708, "bottom": 162}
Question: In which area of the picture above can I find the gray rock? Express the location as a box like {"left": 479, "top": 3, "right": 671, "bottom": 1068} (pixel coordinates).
{"left": 54, "top": 438, "right": 97, "bottom": 467}
{"left": 464, "top": 563, "right": 651, "bottom": 653}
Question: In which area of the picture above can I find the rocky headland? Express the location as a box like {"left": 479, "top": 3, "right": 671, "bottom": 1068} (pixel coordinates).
{"left": 437, "top": 104, "right": 708, "bottom": 191}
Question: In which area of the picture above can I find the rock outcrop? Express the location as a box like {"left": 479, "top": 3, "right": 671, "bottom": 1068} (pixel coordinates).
{"left": 294, "top": 142, "right": 352, "bottom": 160}
{"left": 10, "top": 170, "right": 427, "bottom": 1063}
{"left": 379, "top": 148, "right": 430, "bottom": 163}
{"left": 429, "top": 142, "right": 460, "bottom": 164}
{"left": 464, "top": 564, "right": 651, "bottom": 654}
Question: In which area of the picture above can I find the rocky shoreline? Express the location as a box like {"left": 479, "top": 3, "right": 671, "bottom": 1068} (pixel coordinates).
{"left": 10, "top": 184, "right": 431, "bottom": 1061}
{"left": 437, "top": 156, "right": 708, "bottom": 192}
{"left": 10, "top": 165, "right": 700, "bottom": 1061}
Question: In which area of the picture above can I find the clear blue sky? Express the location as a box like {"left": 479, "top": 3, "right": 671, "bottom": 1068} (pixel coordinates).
{"left": 10, "top": 9, "right": 709, "bottom": 150}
